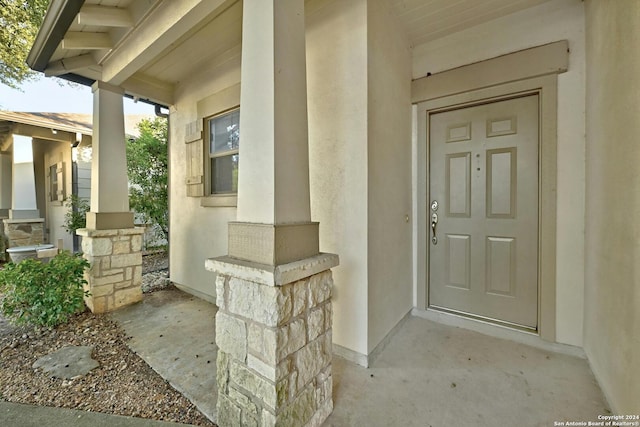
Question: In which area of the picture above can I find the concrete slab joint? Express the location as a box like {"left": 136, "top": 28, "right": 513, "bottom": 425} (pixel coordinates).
{"left": 76, "top": 227, "right": 145, "bottom": 313}
{"left": 208, "top": 254, "right": 339, "bottom": 427}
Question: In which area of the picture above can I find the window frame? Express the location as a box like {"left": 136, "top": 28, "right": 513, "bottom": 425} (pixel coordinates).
{"left": 49, "top": 161, "right": 64, "bottom": 204}
{"left": 205, "top": 107, "right": 240, "bottom": 196}
{"left": 194, "top": 83, "right": 241, "bottom": 208}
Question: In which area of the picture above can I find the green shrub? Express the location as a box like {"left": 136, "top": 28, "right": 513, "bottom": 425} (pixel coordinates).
{"left": 63, "top": 194, "right": 90, "bottom": 234}
{"left": 0, "top": 251, "right": 90, "bottom": 327}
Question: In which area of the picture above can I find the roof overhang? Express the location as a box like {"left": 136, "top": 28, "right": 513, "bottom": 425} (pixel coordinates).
{"left": 27, "top": 0, "right": 84, "bottom": 73}
{"left": 27, "top": 0, "right": 242, "bottom": 110}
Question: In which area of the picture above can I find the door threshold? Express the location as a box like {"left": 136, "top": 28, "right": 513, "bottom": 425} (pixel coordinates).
{"left": 429, "top": 305, "right": 537, "bottom": 333}
{"left": 412, "top": 307, "right": 586, "bottom": 359}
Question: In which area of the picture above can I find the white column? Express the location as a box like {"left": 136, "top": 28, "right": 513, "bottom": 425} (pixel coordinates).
{"left": 86, "top": 81, "right": 133, "bottom": 230}
{"left": 230, "top": 0, "right": 318, "bottom": 265}
{"left": 0, "top": 152, "right": 12, "bottom": 217}
{"left": 9, "top": 135, "right": 39, "bottom": 219}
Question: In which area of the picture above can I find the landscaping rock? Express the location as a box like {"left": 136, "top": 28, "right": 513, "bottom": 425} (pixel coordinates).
{"left": 32, "top": 345, "right": 99, "bottom": 379}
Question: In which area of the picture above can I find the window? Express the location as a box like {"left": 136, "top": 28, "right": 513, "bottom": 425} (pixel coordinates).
{"left": 207, "top": 108, "right": 240, "bottom": 194}
{"left": 49, "top": 162, "right": 64, "bottom": 202}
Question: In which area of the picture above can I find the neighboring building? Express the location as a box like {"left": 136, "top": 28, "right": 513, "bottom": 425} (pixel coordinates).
{"left": 0, "top": 112, "right": 92, "bottom": 252}
{"left": 26, "top": 0, "right": 640, "bottom": 420}
{"left": 0, "top": 112, "right": 152, "bottom": 252}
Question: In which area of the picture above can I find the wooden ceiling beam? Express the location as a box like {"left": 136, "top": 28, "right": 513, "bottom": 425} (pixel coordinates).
{"left": 62, "top": 32, "right": 113, "bottom": 50}
{"left": 44, "top": 53, "right": 101, "bottom": 77}
{"left": 77, "top": 5, "right": 133, "bottom": 28}
{"left": 121, "top": 73, "right": 175, "bottom": 106}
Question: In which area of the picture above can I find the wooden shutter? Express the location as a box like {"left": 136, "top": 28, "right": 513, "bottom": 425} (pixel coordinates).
{"left": 55, "top": 161, "right": 65, "bottom": 202}
{"left": 185, "top": 120, "right": 204, "bottom": 197}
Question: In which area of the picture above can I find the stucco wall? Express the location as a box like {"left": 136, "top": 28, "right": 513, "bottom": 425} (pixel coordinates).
{"left": 411, "top": 0, "right": 586, "bottom": 346}
{"left": 169, "top": 54, "right": 241, "bottom": 303}
{"left": 584, "top": 0, "right": 640, "bottom": 413}
{"left": 0, "top": 154, "right": 11, "bottom": 212}
{"left": 33, "top": 139, "right": 74, "bottom": 250}
{"left": 170, "top": 0, "right": 372, "bottom": 355}
{"left": 366, "top": 0, "right": 413, "bottom": 353}
{"left": 307, "top": 0, "right": 369, "bottom": 356}
{"left": 31, "top": 140, "right": 46, "bottom": 217}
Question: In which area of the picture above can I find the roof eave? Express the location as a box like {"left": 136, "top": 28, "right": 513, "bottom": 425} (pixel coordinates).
{"left": 27, "top": 0, "right": 85, "bottom": 72}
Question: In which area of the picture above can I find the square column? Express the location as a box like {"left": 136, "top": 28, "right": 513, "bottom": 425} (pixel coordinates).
{"left": 3, "top": 135, "right": 45, "bottom": 249}
{"left": 79, "top": 81, "right": 141, "bottom": 313}
{"left": 230, "top": 0, "right": 319, "bottom": 266}
{"left": 210, "top": 2, "right": 339, "bottom": 426}
{"left": 87, "top": 81, "right": 134, "bottom": 230}
{"left": 207, "top": 254, "right": 338, "bottom": 427}
{"left": 76, "top": 227, "right": 144, "bottom": 313}
{"left": 9, "top": 135, "right": 39, "bottom": 220}
{"left": 0, "top": 152, "right": 12, "bottom": 218}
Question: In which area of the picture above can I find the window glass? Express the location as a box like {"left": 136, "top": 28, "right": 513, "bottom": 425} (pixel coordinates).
{"left": 50, "top": 164, "right": 58, "bottom": 202}
{"left": 207, "top": 108, "right": 240, "bottom": 195}
{"left": 209, "top": 109, "right": 240, "bottom": 154}
{"left": 211, "top": 154, "right": 239, "bottom": 194}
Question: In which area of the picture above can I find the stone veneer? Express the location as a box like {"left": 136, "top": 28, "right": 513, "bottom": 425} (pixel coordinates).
{"left": 3, "top": 218, "right": 44, "bottom": 247}
{"left": 207, "top": 254, "right": 338, "bottom": 427}
{"left": 76, "top": 227, "right": 145, "bottom": 313}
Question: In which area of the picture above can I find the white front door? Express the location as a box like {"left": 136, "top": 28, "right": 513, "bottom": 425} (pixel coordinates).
{"left": 428, "top": 95, "right": 539, "bottom": 328}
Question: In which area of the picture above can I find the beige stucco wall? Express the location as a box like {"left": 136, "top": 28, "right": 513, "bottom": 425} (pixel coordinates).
{"left": 37, "top": 139, "right": 74, "bottom": 250}
{"left": 584, "top": 0, "right": 640, "bottom": 413}
{"left": 32, "top": 140, "right": 46, "bottom": 219}
{"left": 307, "top": 0, "right": 369, "bottom": 356}
{"left": 0, "top": 154, "right": 11, "bottom": 213}
{"left": 411, "top": 0, "right": 587, "bottom": 346}
{"left": 169, "top": 52, "right": 241, "bottom": 303}
{"left": 366, "top": 0, "right": 413, "bottom": 352}
{"left": 171, "top": 0, "right": 374, "bottom": 356}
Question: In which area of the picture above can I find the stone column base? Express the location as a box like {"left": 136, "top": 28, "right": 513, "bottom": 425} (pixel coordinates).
{"left": 206, "top": 253, "right": 339, "bottom": 427}
{"left": 3, "top": 218, "right": 44, "bottom": 247}
{"left": 76, "top": 227, "right": 145, "bottom": 313}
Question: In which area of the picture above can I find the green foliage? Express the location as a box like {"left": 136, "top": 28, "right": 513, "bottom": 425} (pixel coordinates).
{"left": 0, "top": 0, "right": 50, "bottom": 89}
{"left": 0, "top": 251, "right": 90, "bottom": 327}
{"left": 63, "top": 194, "right": 90, "bottom": 234}
{"left": 127, "top": 117, "right": 168, "bottom": 242}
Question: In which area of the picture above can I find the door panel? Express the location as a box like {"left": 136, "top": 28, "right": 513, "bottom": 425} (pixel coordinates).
{"left": 429, "top": 95, "right": 539, "bottom": 328}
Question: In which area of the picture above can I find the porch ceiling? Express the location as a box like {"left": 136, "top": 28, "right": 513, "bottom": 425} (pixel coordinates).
{"left": 28, "top": 0, "right": 554, "bottom": 107}
{"left": 0, "top": 112, "right": 92, "bottom": 152}
{"left": 389, "top": 0, "right": 555, "bottom": 47}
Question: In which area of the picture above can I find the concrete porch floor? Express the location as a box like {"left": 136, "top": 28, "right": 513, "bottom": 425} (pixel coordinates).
{"left": 110, "top": 287, "right": 609, "bottom": 427}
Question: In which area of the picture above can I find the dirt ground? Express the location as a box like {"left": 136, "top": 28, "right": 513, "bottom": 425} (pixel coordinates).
{"left": 0, "top": 251, "right": 216, "bottom": 426}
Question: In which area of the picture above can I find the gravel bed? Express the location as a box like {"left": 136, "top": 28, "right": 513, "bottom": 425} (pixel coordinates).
{"left": 0, "top": 251, "right": 216, "bottom": 426}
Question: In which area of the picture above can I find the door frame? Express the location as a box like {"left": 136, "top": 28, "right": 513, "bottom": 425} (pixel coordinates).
{"left": 413, "top": 44, "right": 566, "bottom": 341}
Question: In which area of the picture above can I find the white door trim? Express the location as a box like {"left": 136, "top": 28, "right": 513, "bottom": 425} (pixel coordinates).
{"left": 415, "top": 75, "right": 558, "bottom": 341}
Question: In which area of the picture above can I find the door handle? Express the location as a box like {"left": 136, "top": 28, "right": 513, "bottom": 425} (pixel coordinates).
{"left": 431, "top": 212, "right": 438, "bottom": 245}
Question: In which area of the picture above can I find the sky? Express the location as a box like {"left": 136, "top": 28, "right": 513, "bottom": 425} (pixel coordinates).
{"left": 0, "top": 77, "right": 156, "bottom": 115}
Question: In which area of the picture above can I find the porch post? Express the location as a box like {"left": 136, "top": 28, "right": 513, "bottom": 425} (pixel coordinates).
{"left": 0, "top": 152, "right": 11, "bottom": 259}
{"left": 2, "top": 135, "right": 44, "bottom": 247}
{"left": 206, "top": 1, "right": 338, "bottom": 426}
{"left": 76, "top": 81, "right": 144, "bottom": 314}
{"left": 0, "top": 152, "right": 13, "bottom": 218}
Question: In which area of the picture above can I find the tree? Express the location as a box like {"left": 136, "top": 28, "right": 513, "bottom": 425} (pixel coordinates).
{"left": 0, "top": 0, "right": 50, "bottom": 89}
{"left": 127, "top": 117, "right": 168, "bottom": 243}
